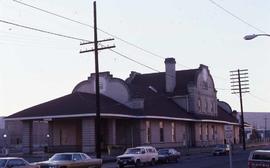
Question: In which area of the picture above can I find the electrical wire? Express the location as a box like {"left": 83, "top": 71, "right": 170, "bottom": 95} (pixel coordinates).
{"left": 0, "top": 19, "right": 90, "bottom": 42}
{"left": 0, "top": 18, "right": 229, "bottom": 92}
{"left": 208, "top": 0, "right": 266, "bottom": 33}
{"left": 248, "top": 93, "right": 270, "bottom": 104}
{"left": 12, "top": 0, "right": 236, "bottom": 81}
{"left": 0, "top": 11, "right": 245, "bottom": 93}
{"left": 0, "top": 19, "right": 162, "bottom": 75}
{"left": 12, "top": 0, "right": 191, "bottom": 69}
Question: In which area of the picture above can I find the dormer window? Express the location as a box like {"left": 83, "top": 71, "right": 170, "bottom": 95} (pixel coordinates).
{"left": 202, "top": 81, "right": 208, "bottom": 90}
{"left": 205, "top": 100, "right": 208, "bottom": 113}
{"left": 198, "top": 98, "right": 202, "bottom": 112}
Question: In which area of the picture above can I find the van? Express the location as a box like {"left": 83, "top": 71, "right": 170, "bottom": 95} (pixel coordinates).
{"left": 248, "top": 150, "right": 270, "bottom": 168}
{"left": 116, "top": 146, "right": 158, "bottom": 168}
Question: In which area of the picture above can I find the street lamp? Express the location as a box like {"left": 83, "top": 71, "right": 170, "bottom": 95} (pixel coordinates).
{"left": 2, "top": 134, "right": 8, "bottom": 156}
{"left": 244, "top": 34, "right": 270, "bottom": 40}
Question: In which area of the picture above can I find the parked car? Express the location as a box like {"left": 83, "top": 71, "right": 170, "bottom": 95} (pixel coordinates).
{"left": 158, "top": 148, "right": 181, "bottom": 163}
{"left": 212, "top": 144, "right": 230, "bottom": 156}
{"left": 34, "top": 152, "right": 102, "bottom": 168}
{"left": 0, "top": 157, "right": 38, "bottom": 168}
{"left": 248, "top": 150, "right": 270, "bottom": 168}
{"left": 116, "top": 146, "right": 158, "bottom": 168}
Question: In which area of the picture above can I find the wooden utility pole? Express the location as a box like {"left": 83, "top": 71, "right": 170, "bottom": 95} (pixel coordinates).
{"left": 80, "top": 1, "right": 115, "bottom": 158}
{"left": 230, "top": 69, "right": 249, "bottom": 150}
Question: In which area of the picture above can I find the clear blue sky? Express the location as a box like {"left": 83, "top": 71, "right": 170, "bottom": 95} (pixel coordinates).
{"left": 1, "top": 0, "right": 270, "bottom": 116}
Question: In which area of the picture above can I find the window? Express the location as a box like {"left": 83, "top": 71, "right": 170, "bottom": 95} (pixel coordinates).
{"left": 7, "top": 159, "right": 26, "bottom": 167}
{"left": 206, "top": 124, "right": 209, "bottom": 140}
{"left": 198, "top": 98, "right": 202, "bottom": 112}
{"left": 212, "top": 125, "right": 215, "bottom": 140}
{"left": 146, "top": 121, "right": 151, "bottom": 143}
{"left": 73, "top": 154, "right": 82, "bottom": 161}
{"left": 171, "top": 122, "right": 176, "bottom": 142}
{"left": 199, "top": 123, "right": 202, "bottom": 141}
{"left": 80, "top": 154, "right": 88, "bottom": 160}
{"left": 211, "top": 101, "right": 214, "bottom": 112}
{"left": 205, "top": 100, "right": 208, "bottom": 113}
{"left": 159, "top": 121, "right": 164, "bottom": 142}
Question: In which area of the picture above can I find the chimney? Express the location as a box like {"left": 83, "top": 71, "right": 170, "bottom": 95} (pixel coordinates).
{"left": 165, "top": 57, "right": 176, "bottom": 93}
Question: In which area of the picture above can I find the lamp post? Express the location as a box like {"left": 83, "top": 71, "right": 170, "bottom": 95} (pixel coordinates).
{"left": 244, "top": 34, "right": 270, "bottom": 40}
{"left": 2, "top": 134, "right": 7, "bottom": 156}
{"left": 243, "top": 33, "right": 269, "bottom": 142}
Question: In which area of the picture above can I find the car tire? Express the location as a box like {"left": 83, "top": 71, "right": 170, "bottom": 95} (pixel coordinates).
{"left": 135, "top": 160, "right": 141, "bottom": 168}
{"left": 175, "top": 157, "right": 180, "bottom": 163}
{"left": 118, "top": 164, "right": 124, "bottom": 168}
{"left": 151, "top": 159, "right": 155, "bottom": 166}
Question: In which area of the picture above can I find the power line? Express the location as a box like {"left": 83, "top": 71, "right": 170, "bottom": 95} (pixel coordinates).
{"left": 0, "top": 18, "right": 161, "bottom": 75}
{"left": 0, "top": 19, "right": 161, "bottom": 74}
{"left": 109, "top": 48, "right": 161, "bottom": 73}
{"left": 0, "top": 19, "right": 243, "bottom": 94}
{"left": 248, "top": 93, "right": 270, "bottom": 104}
{"left": 0, "top": 19, "right": 90, "bottom": 41}
{"left": 208, "top": 0, "right": 266, "bottom": 33}
{"left": 2, "top": 2, "right": 255, "bottom": 95}
{"left": 12, "top": 0, "right": 192, "bottom": 69}
{"left": 12, "top": 1, "right": 163, "bottom": 58}
{"left": 13, "top": 0, "right": 240, "bottom": 80}
{"left": 12, "top": 0, "right": 238, "bottom": 81}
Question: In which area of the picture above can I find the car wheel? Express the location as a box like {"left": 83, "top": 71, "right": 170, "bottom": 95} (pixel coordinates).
{"left": 175, "top": 157, "right": 180, "bottom": 163}
{"left": 135, "top": 160, "right": 141, "bottom": 168}
{"left": 118, "top": 164, "right": 124, "bottom": 168}
{"left": 151, "top": 158, "right": 155, "bottom": 166}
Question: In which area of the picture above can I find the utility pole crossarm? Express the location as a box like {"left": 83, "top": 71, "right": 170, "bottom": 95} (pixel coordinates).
{"left": 230, "top": 69, "right": 250, "bottom": 151}
{"left": 79, "top": 1, "right": 115, "bottom": 159}
{"left": 80, "top": 45, "right": 115, "bottom": 53}
{"left": 80, "top": 38, "right": 115, "bottom": 45}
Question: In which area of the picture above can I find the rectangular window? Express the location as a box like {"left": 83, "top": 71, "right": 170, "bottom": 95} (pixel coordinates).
{"left": 212, "top": 125, "right": 215, "bottom": 140}
{"left": 206, "top": 124, "right": 209, "bottom": 140}
{"left": 199, "top": 123, "right": 202, "bottom": 141}
{"left": 159, "top": 121, "right": 164, "bottom": 142}
{"left": 171, "top": 122, "right": 176, "bottom": 142}
{"left": 146, "top": 121, "right": 151, "bottom": 143}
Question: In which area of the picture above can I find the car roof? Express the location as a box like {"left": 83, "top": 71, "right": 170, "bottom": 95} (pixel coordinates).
{"left": 53, "top": 152, "right": 86, "bottom": 155}
{"left": 136, "top": 146, "right": 155, "bottom": 148}
{"left": 252, "top": 150, "right": 270, "bottom": 153}
{"left": 0, "top": 157, "right": 24, "bottom": 160}
{"left": 159, "top": 148, "right": 173, "bottom": 150}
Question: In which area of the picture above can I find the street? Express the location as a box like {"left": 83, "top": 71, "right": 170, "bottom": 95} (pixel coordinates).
{"left": 102, "top": 149, "right": 254, "bottom": 168}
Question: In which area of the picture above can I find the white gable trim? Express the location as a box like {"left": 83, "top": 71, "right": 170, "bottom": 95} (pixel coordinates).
{"left": 5, "top": 113, "right": 239, "bottom": 125}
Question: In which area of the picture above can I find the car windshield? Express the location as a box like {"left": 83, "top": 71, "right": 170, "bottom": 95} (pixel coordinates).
{"left": 215, "top": 144, "right": 225, "bottom": 148}
{"left": 0, "top": 159, "right": 7, "bottom": 168}
{"left": 253, "top": 153, "right": 270, "bottom": 160}
{"left": 124, "top": 148, "right": 142, "bottom": 154}
{"left": 158, "top": 149, "right": 169, "bottom": 154}
{"left": 49, "top": 154, "right": 73, "bottom": 161}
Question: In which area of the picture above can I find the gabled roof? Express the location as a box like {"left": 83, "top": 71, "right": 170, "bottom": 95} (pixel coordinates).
{"left": 6, "top": 92, "right": 195, "bottom": 121}
{"left": 6, "top": 92, "right": 238, "bottom": 124}
{"left": 142, "top": 90, "right": 194, "bottom": 120}
{"left": 192, "top": 106, "right": 239, "bottom": 123}
{"left": 127, "top": 69, "right": 198, "bottom": 98}
{"left": 6, "top": 92, "right": 143, "bottom": 119}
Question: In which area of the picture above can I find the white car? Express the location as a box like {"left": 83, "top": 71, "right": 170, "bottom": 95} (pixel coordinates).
{"left": 248, "top": 150, "right": 270, "bottom": 168}
{"left": 116, "top": 146, "right": 158, "bottom": 168}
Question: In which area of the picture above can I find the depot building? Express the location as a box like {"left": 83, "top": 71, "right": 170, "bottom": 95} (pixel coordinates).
{"left": 5, "top": 58, "right": 239, "bottom": 154}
